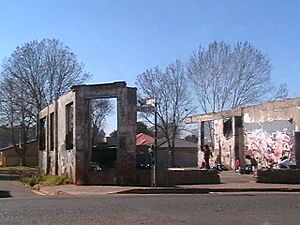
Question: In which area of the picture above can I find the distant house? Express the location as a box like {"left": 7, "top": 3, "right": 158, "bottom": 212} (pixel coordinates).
{"left": 156, "top": 138, "right": 198, "bottom": 168}
{"left": 0, "top": 140, "right": 38, "bottom": 167}
{"left": 136, "top": 133, "right": 154, "bottom": 153}
{"left": 136, "top": 133, "right": 198, "bottom": 168}
{"left": 136, "top": 133, "right": 154, "bottom": 146}
{"left": 136, "top": 133, "right": 154, "bottom": 169}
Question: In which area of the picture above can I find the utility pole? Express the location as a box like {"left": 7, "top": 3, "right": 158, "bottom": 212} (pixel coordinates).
{"left": 153, "top": 100, "right": 158, "bottom": 187}
{"left": 138, "top": 98, "right": 158, "bottom": 187}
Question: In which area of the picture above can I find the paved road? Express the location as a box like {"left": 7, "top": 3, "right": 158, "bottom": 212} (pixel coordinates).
{"left": 0, "top": 174, "right": 39, "bottom": 198}
{"left": 1, "top": 173, "right": 299, "bottom": 225}
{"left": 1, "top": 193, "right": 300, "bottom": 225}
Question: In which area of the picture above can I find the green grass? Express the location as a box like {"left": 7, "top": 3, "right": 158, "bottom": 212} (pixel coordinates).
{"left": 20, "top": 173, "right": 72, "bottom": 187}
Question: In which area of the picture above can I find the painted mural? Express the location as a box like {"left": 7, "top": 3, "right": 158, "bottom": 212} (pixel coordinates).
{"left": 244, "top": 128, "right": 295, "bottom": 167}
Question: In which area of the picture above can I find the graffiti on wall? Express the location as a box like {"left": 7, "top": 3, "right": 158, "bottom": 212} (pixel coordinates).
{"left": 244, "top": 128, "right": 295, "bottom": 167}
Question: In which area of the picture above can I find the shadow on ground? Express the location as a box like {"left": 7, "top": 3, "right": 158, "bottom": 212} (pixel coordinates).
{"left": 0, "top": 190, "right": 12, "bottom": 198}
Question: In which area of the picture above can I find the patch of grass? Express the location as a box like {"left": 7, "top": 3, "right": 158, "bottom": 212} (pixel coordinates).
{"left": 20, "top": 173, "right": 44, "bottom": 187}
{"left": 20, "top": 173, "right": 72, "bottom": 187}
{"left": 42, "top": 174, "right": 72, "bottom": 186}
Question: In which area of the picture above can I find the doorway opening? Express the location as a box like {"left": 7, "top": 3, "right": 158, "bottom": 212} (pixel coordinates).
{"left": 89, "top": 98, "right": 117, "bottom": 172}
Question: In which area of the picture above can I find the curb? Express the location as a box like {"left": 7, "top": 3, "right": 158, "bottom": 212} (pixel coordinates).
{"left": 32, "top": 187, "right": 300, "bottom": 196}
{"left": 115, "top": 187, "right": 300, "bottom": 194}
{"left": 32, "top": 186, "right": 69, "bottom": 196}
{"left": 116, "top": 188, "right": 210, "bottom": 194}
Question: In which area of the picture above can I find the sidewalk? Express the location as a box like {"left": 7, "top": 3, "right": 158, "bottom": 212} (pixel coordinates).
{"left": 36, "top": 171, "right": 300, "bottom": 196}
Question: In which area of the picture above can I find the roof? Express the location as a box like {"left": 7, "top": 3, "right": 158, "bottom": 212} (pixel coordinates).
{"left": 0, "top": 139, "right": 38, "bottom": 152}
{"left": 136, "top": 133, "right": 154, "bottom": 146}
{"left": 136, "top": 133, "right": 197, "bottom": 148}
{"left": 157, "top": 138, "right": 197, "bottom": 148}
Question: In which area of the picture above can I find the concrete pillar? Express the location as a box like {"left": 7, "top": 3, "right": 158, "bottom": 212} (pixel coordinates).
{"left": 75, "top": 91, "right": 90, "bottom": 184}
{"left": 295, "top": 132, "right": 300, "bottom": 168}
{"left": 233, "top": 116, "right": 244, "bottom": 168}
{"left": 116, "top": 87, "right": 137, "bottom": 184}
{"left": 197, "top": 122, "right": 205, "bottom": 167}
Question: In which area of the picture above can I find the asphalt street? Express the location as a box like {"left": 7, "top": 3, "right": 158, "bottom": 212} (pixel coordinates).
{"left": 1, "top": 174, "right": 300, "bottom": 225}
{"left": 1, "top": 192, "right": 300, "bottom": 225}
{"left": 0, "top": 174, "right": 39, "bottom": 199}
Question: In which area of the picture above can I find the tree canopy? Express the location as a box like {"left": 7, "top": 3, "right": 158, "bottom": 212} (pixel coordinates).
{"left": 187, "top": 41, "right": 287, "bottom": 113}
{"left": 0, "top": 38, "right": 91, "bottom": 164}
{"left": 1, "top": 38, "right": 91, "bottom": 113}
{"left": 136, "top": 60, "right": 194, "bottom": 166}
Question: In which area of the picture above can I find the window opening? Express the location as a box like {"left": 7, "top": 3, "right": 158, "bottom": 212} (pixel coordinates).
{"left": 50, "top": 112, "right": 54, "bottom": 151}
{"left": 223, "top": 117, "right": 233, "bottom": 139}
{"left": 65, "top": 102, "right": 74, "bottom": 150}
{"left": 39, "top": 117, "right": 46, "bottom": 150}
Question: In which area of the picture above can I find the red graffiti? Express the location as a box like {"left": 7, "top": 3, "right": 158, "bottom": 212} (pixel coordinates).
{"left": 244, "top": 128, "right": 294, "bottom": 167}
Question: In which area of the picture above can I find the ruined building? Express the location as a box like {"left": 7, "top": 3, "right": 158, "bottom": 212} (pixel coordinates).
{"left": 186, "top": 98, "right": 300, "bottom": 169}
{"left": 39, "top": 82, "right": 137, "bottom": 185}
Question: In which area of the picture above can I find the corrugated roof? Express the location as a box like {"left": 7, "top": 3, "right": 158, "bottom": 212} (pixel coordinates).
{"left": 136, "top": 133, "right": 197, "bottom": 148}
{"left": 136, "top": 133, "right": 154, "bottom": 146}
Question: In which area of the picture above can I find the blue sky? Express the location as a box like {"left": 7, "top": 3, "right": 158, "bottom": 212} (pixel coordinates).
{"left": 0, "top": 0, "right": 299, "bottom": 132}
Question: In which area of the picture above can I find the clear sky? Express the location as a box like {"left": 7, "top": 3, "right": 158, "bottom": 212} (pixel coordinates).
{"left": 0, "top": 0, "right": 299, "bottom": 132}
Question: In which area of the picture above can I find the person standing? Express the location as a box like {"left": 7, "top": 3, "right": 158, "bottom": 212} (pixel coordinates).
{"left": 203, "top": 145, "right": 213, "bottom": 169}
{"left": 235, "top": 159, "right": 241, "bottom": 173}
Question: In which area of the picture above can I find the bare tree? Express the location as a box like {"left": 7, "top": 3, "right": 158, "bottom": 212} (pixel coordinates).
{"left": 136, "top": 60, "right": 194, "bottom": 166}
{"left": 187, "top": 41, "right": 287, "bottom": 113}
{"left": 1, "top": 39, "right": 91, "bottom": 112}
{"left": 0, "top": 78, "right": 35, "bottom": 165}
{"left": 0, "top": 38, "right": 91, "bottom": 165}
{"left": 136, "top": 121, "right": 153, "bottom": 136}
{"left": 90, "top": 99, "right": 113, "bottom": 145}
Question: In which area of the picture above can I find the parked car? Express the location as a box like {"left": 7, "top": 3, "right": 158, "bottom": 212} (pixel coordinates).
{"left": 136, "top": 154, "right": 152, "bottom": 170}
{"left": 90, "top": 163, "right": 102, "bottom": 172}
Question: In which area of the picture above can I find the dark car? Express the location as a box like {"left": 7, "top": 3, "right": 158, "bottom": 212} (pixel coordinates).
{"left": 136, "top": 154, "right": 152, "bottom": 170}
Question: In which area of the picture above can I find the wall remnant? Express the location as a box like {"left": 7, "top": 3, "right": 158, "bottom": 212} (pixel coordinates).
{"left": 186, "top": 97, "right": 300, "bottom": 169}
{"left": 39, "top": 81, "right": 137, "bottom": 185}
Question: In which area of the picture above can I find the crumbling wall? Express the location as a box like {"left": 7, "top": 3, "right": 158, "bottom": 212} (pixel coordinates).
{"left": 213, "top": 119, "right": 235, "bottom": 169}
{"left": 39, "top": 82, "right": 137, "bottom": 185}
{"left": 39, "top": 91, "right": 76, "bottom": 180}
{"left": 72, "top": 82, "right": 137, "bottom": 185}
{"left": 189, "top": 98, "right": 300, "bottom": 170}
{"left": 197, "top": 119, "right": 236, "bottom": 169}
{"left": 243, "top": 99, "right": 300, "bottom": 167}
{"left": 56, "top": 92, "right": 76, "bottom": 180}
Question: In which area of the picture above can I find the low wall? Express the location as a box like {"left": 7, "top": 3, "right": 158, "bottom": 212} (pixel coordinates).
{"left": 136, "top": 170, "right": 151, "bottom": 186}
{"left": 255, "top": 169, "right": 300, "bottom": 184}
{"left": 136, "top": 168, "right": 220, "bottom": 186}
{"left": 167, "top": 168, "right": 220, "bottom": 185}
